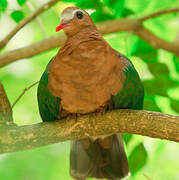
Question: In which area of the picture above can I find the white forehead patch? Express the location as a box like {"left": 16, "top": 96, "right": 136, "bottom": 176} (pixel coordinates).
{"left": 60, "top": 9, "right": 87, "bottom": 21}
{"left": 85, "top": 9, "right": 96, "bottom": 15}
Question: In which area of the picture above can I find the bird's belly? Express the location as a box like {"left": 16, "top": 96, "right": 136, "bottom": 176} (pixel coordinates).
{"left": 48, "top": 49, "right": 125, "bottom": 114}
{"left": 59, "top": 73, "right": 111, "bottom": 114}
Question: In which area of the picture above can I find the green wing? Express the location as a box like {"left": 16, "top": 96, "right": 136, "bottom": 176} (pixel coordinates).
{"left": 37, "top": 54, "right": 143, "bottom": 122}
{"left": 111, "top": 54, "right": 144, "bottom": 110}
{"left": 37, "top": 59, "right": 61, "bottom": 122}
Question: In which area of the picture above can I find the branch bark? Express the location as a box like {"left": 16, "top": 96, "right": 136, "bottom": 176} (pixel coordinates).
{"left": 1, "top": 16, "right": 179, "bottom": 67}
{"left": 0, "top": 0, "right": 60, "bottom": 50}
{"left": 12, "top": 81, "right": 39, "bottom": 108}
{"left": 0, "top": 81, "right": 13, "bottom": 124}
{"left": 0, "top": 109, "right": 178, "bottom": 154}
{"left": 140, "top": 7, "right": 179, "bottom": 21}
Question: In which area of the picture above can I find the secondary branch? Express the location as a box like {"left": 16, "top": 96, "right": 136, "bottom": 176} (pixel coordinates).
{"left": 12, "top": 81, "right": 39, "bottom": 108}
{"left": 140, "top": 7, "right": 179, "bottom": 22}
{"left": 0, "top": 0, "right": 60, "bottom": 50}
{"left": 1, "top": 18, "right": 179, "bottom": 67}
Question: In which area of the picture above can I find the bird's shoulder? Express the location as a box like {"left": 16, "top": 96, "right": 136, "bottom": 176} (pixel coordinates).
{"left": 111, "top": 51, "right": 144, "bottom": 110}
{"left": 37, "top": 58, "right": 61, "bottom": 121}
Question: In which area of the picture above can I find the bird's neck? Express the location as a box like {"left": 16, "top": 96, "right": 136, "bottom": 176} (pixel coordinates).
{"left": 67, "top": 26, "right": 102, "bottom": 42}
{"left": 57, "top": 27, "right": 104, "bottom": 58}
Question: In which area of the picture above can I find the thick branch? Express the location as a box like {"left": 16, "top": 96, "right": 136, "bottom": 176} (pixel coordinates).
{"left": 0, "top": 109, "right": 178, "bottom": 154}
{"left": 1, "top": 18, "right": 179, "bottom": 67}
{"left": 0, "top": 0, "right": 60, "bottom": 50}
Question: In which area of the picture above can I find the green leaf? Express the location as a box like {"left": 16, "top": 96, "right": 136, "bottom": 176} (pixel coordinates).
{"left": 11, "top": 10, "right": 24, "bottom": 22}
{"left": 122, "top": 133, "right": 133, "bottom": 145}
{"left": 130, "top": 39, "right": 156, "bottom": 55}
{"left": 144, "top": 94, "right": 161, "bottom": 112}
{"left": 103, "top": 0, "right": 118, "bottom": 7}
{"left": 148, "top": 62, "right": 170, "bottom": 76}
{"left": 0, "top": 0, "right": 8, "bottom": 11}
{"left": 128, "top": 143, "right": 148, "bottom": 175}
{"left": 104, "top": 0, "right": 130, "bottom": 18}
{"left": 17, "top": 0, "right": 26, "bottom": 6}
{"left": 130, "top": 38, "right": 157, "bottom": 62}
{"left": 143, "top": 75, "right": 178, "bottom": 97}
{"left": 170, "top": 99, "right": 179, "bottom": 113}
{"left": 172, "top": 56, "right": 179, "bottom": 73}
{"left": 91, "top": 10, "right": 115, "bottom": 22}
{"left": 121, "top": 8, "right": 135, "bottom": 17}
{"left": 110, "top": 0, "right": 126, "bottom": 17}
{"left": 143, "top": 79, "right": 168, "bottom": 97}
{"left": 77, "top": 0, "right": 102, "bottom": 9}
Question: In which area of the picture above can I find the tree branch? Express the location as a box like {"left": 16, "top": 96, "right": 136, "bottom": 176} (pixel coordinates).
{"left": 0, "top": 108, "right": 178, "bottom": 154}
{"left": 140, "top": 7, "right": 179, "bottom": 22}
{"left": 1, "top": 14, "right": 179, "bottom": 67}
{"left": 0, "top": 0, "right": 60, "bottom": 50}
{"left": 27, "top": 1, "right": 48, "bottom": 38}
{"left": 0, "top": 34, "right": 66, "bottom": 67}
{"left": 0, "top": 81, "right": 13, "bottom": 124}
{"left": 12, "top": 81, "right": 39, "bottom": 108}
{"left": 133, "top": 25, "right": 179, "bottom": 55}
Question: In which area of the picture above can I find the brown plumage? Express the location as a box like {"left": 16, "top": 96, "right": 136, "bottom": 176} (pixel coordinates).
{"left": 48, "top": 7, "right": 130, "bottom": 180}
{"left": 49, "top": 7, "right": 128, "bottom": 114}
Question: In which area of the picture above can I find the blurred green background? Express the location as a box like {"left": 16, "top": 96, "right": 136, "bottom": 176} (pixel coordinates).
{"left": 0, "top": 0, "right": 179, "bottom": 179}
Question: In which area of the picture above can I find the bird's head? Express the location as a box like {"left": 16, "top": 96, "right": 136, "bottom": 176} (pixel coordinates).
{"left": 56, "top": 7, "right": 96, "bottom": 37}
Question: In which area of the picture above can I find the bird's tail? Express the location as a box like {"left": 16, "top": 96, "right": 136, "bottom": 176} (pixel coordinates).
{"left": 70, "top": 134, "right": 129, "bottom": 180}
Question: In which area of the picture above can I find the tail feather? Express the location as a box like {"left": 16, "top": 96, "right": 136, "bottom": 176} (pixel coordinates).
{"left": 70, "top": 134, "right": 129, "bottom": 180}
{"left": 70, "top": 139, "right": 97, "bottom": 179}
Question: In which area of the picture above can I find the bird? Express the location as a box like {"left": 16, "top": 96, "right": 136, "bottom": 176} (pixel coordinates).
{"left": 37, "top": 7, "right": 144, "bottom": 180}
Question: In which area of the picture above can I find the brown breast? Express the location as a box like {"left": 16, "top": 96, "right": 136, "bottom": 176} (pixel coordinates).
{"left": 48, "top": 36, "right": 126, "bottom": 114}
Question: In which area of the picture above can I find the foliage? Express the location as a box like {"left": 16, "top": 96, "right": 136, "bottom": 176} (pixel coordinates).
{"left": 10, "top": 10, "right": 24, "bottom": 22}
{"left": 17, "top": 0, "right": 26, "bottom": 6}
{"left": 0, "top": 0, "right": 25, "bottom": 21}
{"left": 0, "top": 0, "right": 179, "bottom": 180}
{"left": 0, "top": 0, "right": 7, "bottom": 12}
{"left": 128, "top": 143, "right": 148, "bottom": 175}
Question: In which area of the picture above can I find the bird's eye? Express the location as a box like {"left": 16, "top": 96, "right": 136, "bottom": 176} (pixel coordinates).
{"left": 76, "top": 11, "right": 83, "bottom": 19}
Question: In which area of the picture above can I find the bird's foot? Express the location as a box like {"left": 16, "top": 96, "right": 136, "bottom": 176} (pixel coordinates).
{"left": 95, "top": 105, "right": 107, "bottom": 116}
{"left": 95, "top": 106, "right": 106, "bottom": 115}
{"left": 95, "top": 100, "right": 111, "bottom": 116}
{"left": 66, "top": 113, "right": 78, "bottom": 122}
